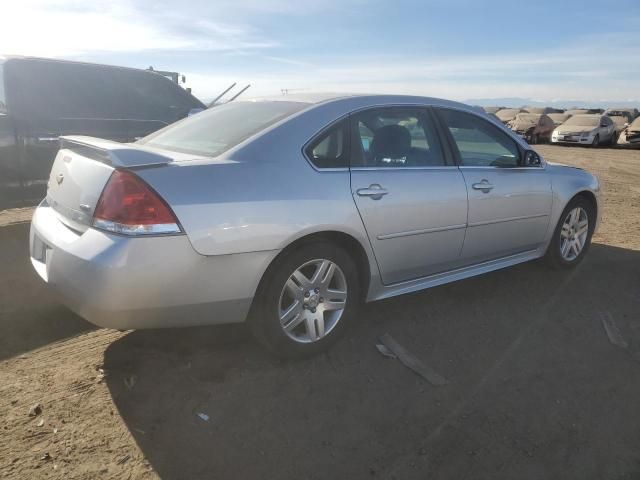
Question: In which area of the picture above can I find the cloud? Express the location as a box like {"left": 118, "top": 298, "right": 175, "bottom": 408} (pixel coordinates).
{"left": 0, "top": 0, "right": 277, "bottom": 57}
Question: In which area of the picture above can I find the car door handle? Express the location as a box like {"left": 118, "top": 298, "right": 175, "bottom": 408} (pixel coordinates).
{"left": 356, "top": 184, "right": 388, "bottom": 200}
{"left": 472, "top": 180, "right": 494, "bottom": 193}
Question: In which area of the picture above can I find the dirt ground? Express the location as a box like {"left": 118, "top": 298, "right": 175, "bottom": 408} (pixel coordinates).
{"left": 1, "top": 145, "right": 640, "bottom": 479}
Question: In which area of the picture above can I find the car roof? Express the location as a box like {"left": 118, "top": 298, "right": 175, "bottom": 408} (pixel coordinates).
{"left": 244, "top": 92, "right": 479, "bottom": 112}
{"left": 1, "top": 54, "right": 158, "bottom": 76}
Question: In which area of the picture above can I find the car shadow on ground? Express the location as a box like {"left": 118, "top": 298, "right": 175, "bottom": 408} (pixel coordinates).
{"left": 105, "top": 243, "right": 640, "bottom": 479}
{"left": 0, "top": 223, "right": 95, "bottom": 361}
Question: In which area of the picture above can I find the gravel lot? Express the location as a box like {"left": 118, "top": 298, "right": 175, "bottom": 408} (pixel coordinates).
{"left": 1, "top": 145, "right": 639, "bottom": 480}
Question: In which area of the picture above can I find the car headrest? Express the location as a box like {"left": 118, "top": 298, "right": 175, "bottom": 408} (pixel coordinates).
{"left": 370, "top": 125, "right": 411, "bottom": 160}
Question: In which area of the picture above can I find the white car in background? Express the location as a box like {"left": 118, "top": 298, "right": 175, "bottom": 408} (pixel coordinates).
{"left": 551, "top": 114, "right": 616, "bottom": 147}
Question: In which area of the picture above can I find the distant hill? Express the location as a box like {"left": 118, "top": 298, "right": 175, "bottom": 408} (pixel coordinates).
{"left": 465, "top": 97, "right": 640, "bottom": 109}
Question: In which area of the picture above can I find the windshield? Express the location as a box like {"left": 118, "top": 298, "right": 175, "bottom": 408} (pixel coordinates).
{"left": 0, "top": 62, "right": 6, "bottom": 114}
{"left": 563, "top": 115, "right": 600, "bottom": 127}
{"left": 496, "top": 109, "right": 520, "bottom": 119}
{"left": 515, "top": 114, "right": 540, "bottom": 122}
{"left": 139, "top": 101, "right": 309, "bottom": 156}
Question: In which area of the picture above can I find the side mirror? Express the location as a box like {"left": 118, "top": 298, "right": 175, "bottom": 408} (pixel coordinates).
{"left": 524, "top": 150, "right": 541, "bottom": 167}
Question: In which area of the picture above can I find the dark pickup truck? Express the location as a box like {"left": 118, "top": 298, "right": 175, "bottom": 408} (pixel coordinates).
{"left": 0, "top": 56, "right": 205, "bottom": 209}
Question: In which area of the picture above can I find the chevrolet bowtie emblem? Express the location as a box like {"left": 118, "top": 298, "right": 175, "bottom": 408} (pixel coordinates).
{"left": 56, "top": 173, "right": 64, "bottom": 185}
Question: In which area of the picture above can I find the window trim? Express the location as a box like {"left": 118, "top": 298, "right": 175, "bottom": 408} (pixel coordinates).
{"left": 301, "top": 115, "right": 351, "bottom": 171}
{"left": 433, "top": 106, "right": 546, "bottom": 170}
{"left": 348, "top": 105, "right": 453, "bottom": 170}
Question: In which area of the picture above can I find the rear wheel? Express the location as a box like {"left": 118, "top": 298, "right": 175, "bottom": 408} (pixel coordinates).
{"left": 249, "top": 242, "right": 361, "bottom": 358}
{"left": 544, "top": 197, "right": 595, "bottom": 269}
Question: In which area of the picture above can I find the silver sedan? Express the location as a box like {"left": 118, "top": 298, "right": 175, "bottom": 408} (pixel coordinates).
{"left": 30, "top": 94, "right": 601, "bottom": 357}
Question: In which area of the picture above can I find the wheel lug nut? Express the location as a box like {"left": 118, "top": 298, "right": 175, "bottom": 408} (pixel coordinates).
{"left": 311, "top": 308, "right": 316, "bottom": 313}
{"left": 304, "top": 291, "right": 310, "bottom": 298}
{"left": 314, "top": 288, "right": 319, "bottom": 294}
{"left": 319, "top": 297, "right": 324, "bottom": 303}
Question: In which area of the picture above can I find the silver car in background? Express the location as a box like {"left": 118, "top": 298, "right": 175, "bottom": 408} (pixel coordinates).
{"left": 551, "top": 114, "right": 616, "bottom": 147}
{"left": 30, "top": 94, "right": 601, "bottom": 357}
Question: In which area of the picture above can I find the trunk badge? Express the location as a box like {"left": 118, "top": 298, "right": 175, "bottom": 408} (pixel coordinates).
{"left": 56, "top": 173, "right": 64, "bottom": 185}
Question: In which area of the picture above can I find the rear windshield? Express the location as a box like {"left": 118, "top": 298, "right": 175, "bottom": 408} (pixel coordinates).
{"left": 0, "top": 62, "right": 6, "bottom": 114}
{"left": 5, "top": 59, "right": 203, "bottom": 123}
{"left": 138, "top": 101, "right": 308, "bottom": 157}
{"left": 563, "top": 115, "right": 599, "bottom": 127}
{"left": 548, "top": 114, "right": 569, "bottom": 122}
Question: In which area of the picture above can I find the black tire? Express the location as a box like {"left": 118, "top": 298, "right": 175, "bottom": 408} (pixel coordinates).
{"left": 591, "top": 134, "right": 600, "bottom": 148}
{"left": 249, "top": 241, "right": 361, "bottom": 358}
{"left": 544, "top": 196, "right": 595, "bottom": 269}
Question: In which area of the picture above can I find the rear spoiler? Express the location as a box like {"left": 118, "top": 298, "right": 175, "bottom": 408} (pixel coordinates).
{"left": 59, "top": 136, "right": 173, "bottom": 168}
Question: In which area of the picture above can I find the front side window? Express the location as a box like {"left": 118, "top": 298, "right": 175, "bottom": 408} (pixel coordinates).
{"left": 437, "top": 109, "right": 520, "bottom": 167}
{"left": 351, "top": 108, "right": 445, "bottom": 168}
{"left": 305, "top": 120, "right": 349, "bottom": 168}
{"left": 140, "top": 101, "right": 307, "bottom": 157}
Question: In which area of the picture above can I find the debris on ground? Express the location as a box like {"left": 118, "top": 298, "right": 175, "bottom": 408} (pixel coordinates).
{"left": 37, "top": 419, "right": 44, "bottom": 427}
{"left": 600, "top": 311, "right": 629, "bottom": 349}
{"left": 375, "top": 343, "right": 397, "bottom": 359}
{"left": 40, "top": 453, "right": 51, "bottom": 461}
{"left": 197, "top": 412, "right": 210, "bottom": 422}
{"left": 378, "top": 333, "right": 448, "bottom": 386}
{"left": 28, "top": 403, "right": 42, "bottom": 417}
{"left": 95, "top": 364, "right": 106, "bottom": 383}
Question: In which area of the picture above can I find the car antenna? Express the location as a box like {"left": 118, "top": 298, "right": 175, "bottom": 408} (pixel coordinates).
{"left": 227, "top": 84, "right": 251, "bottom": 103}
{"left": 208, "top": 83, "right": 237, "bottom": 108}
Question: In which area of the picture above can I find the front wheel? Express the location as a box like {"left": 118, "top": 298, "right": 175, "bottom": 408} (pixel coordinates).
{"left": 249, "top": 242, "right": 361, "bottom": 358}
{"left": 544, "top": 197, "right": 595, "bottom": 269}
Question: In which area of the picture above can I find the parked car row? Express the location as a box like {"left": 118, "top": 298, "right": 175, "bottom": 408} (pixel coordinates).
{"left": 484, "top": 105, "right": 640, "bottom": 148}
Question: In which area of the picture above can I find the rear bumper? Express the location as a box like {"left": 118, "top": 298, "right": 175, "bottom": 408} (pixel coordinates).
{"left": 29, "top": 203, "right": 277, "bottom": 330}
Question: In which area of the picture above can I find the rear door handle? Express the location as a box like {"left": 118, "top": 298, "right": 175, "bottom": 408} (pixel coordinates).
{"left": 472, "top": 180, "right": 494, "bottom": 193}
{"left": 356, "top": 184, "right": 388, "bottom": 200}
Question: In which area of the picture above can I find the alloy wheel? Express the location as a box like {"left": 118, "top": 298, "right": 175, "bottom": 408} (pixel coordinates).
{"left": 560, "top": 207, "right": 589, "bottom": 261}
{"left": 278, "top": 259, "right": 348, "bottom": 343}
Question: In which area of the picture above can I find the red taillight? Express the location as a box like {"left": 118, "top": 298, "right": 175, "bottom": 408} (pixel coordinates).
{"left": 93, "top": 170, "right": 181, "bottom": 235}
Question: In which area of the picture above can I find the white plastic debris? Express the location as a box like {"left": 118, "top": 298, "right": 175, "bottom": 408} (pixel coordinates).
{"left": 197, "top": 412, "right": 210, "bottom": 422}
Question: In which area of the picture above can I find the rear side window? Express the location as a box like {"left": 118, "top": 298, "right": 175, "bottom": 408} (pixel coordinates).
{"left": 351, "top": 107, "right": 445, "bottom": 167}
{"left": 140, "top": 101, "right": 308, "bottom": 157}
{"left": 437, "top": 109, "right": 520, "bottom": 167}
{"left": 305, "top": 120, "right": 349, "bottom": 169}
{"left": 5, "top": 59, "right": 202, "bottom": 123}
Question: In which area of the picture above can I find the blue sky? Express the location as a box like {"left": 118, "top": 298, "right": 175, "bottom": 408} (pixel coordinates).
{"left": 3, "top": 0, "right": 640, "bottom": 102}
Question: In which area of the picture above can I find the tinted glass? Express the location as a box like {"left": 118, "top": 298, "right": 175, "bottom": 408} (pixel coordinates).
{"left": 0, "top": 63, "right": 6, "bottom": 114}
{"left": 351, "top": 108, "right": 445, "bottom": 167}
{"left": 140, "top": 101, "right": 307, "bottom": 157}
{"left": 438, "top": 109, "right": 520, "bottom": 167}
{"left": 5, "top": 59, "right": 202, "bottom": 123}
{"left": 306, "top": 121, "right": 349, "bottom": 168}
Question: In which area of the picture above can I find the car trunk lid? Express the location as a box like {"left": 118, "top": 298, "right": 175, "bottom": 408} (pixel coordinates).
{"left": 46, "top": 136, "right": 174, "bottom": 232}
